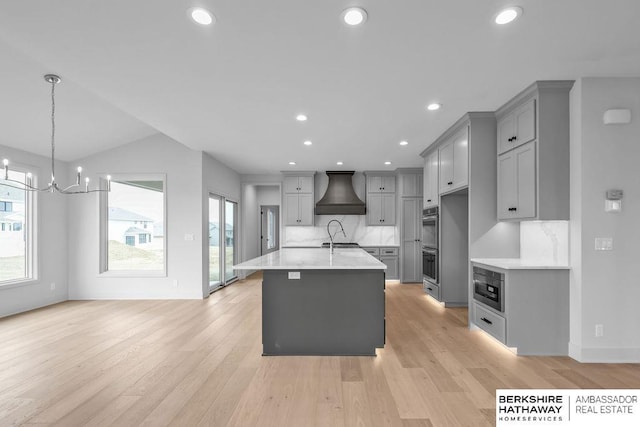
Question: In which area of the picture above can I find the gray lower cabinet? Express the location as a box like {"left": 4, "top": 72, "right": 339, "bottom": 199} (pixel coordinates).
{"left": 362, "top": 247, "right": 399, "bottom": 280}
{"left": 423, "top": 280, "right": 440, "bottom": 300}
{"left": 471, "top": 263, "right": 569, "bottom": 355}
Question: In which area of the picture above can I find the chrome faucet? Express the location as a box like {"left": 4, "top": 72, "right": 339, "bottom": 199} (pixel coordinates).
{"left": 327, "top": 219, "right": 347, "bottom": 254}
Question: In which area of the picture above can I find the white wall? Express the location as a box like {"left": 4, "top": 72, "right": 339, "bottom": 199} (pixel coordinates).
{"left": 0, "top": 144, "right": 68, "bottom": 317}
{"left": 240, "top": 176, "right": 283, "bottom": 266}
{"left": 239, "top": 183, "right": 281, "bottom": 278}
{"left": 68, "top": 134, "right": 204, "bottom": 299}
{"left": 569, "top": 77, "right": 640, "bottom": 362}
{"left": 257, "top": 186, "right": 280, "bottom": 206}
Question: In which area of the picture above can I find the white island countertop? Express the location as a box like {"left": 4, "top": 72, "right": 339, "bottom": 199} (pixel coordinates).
{"left": 471, "top": 258, "right": 570, "bottom": 270}
{"left": 234, "top": 248, "right": 386, "bottom": 270}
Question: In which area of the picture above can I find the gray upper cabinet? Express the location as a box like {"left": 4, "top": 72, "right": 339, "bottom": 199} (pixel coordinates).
{"left": 438, "top": 127, "right": 469, "bottom": 195}
{"left": 283, "top": 172, "right": 315, "bottom": 226}
{"left": 367, "top": 193, "right": 395, "bottom": 225}
{"left": 283, "top": 175, "right": 313, "bottom": 194}
{"left": 365, "top": 173, "right": 396, "bottom": 226}
{"left": 398, "top": 172, "right": 423, "bottom": 198}
{"left": 498, "top": 141, "right": 536, "bottom": 220}
{"left": 367, "top": 175, "right": 396, "bottom": 193}
{"left": 495, "top": 81, "right": 573, "bottom": 221}
{"left": 423, "top": 151, "right": 438, "bottom": 207}
{"left": 497, "top": 98, "right": 536, "bottom": 155}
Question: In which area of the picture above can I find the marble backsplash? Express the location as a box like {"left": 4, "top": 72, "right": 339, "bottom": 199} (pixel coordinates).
{"left": 283, "top": 215, "right": 398, "bottom": 247}
{"left": 520, "top": 221, "right": 569, "bottom": 265}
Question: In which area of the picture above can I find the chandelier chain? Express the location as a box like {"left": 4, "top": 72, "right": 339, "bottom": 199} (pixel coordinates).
{"left": 50, "top": 78, "right": 56, "bottom": 182}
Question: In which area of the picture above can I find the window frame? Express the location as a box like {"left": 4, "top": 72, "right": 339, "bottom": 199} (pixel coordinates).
{"left": 99, "top": 173, "right": 167, "bottom": 277}
{"left": 0, "top": 164, "right": 37, "bottom": 288}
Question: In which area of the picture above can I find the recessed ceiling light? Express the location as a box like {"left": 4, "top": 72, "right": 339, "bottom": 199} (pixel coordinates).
{"left": 296, "top": 114, "right": 308, "bottom": 122}
{"left": 289, "top": 161, "right": 296, "bottom": 165}
{"left": 384, "top": 161, "right": 392, "bottom": 165}
{"left": 427, "top": 103, "right": 441, "bottom": 111}
{"left": 303, "top": 140, "right": 312, "bottom": 146}
{"left": 336, "top": 161, "right": 344, "bottom": 165}
{"left": 188, "top": 7, "right": 215, "bottom": 26}
{"left": 341, "top": 7, "right": 367, "bottom": 26}
{"left": 495, "top": 6, "right": 522, "bottom": 25}
{"left": 399, "top": 140, "right": 409, "bottom": 146}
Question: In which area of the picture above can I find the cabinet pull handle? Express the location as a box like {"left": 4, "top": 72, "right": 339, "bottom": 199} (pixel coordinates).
{"left": 508, "top": 207, "right": 518, "bottom": 212}
{"left": 480, "top": 317, "right": 493, "bottom": 325}
{"left": 427, "top": 199, "right": 431, "bottom": 202}
{"left": 448, "top": 181, "right": 453, "bottom": 185}
{"left": 513, "top": 135, "right": 517, "bottom": 140}
{"left": 427, "top": 287, "right": 433, "bottom": 291}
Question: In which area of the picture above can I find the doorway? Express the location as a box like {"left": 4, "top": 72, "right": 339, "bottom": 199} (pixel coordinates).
{"left": 209, "top": 194, "right": 238, "bottom": 292}
{"left": 261, "top": 205, "right": 279, "bottom": 255}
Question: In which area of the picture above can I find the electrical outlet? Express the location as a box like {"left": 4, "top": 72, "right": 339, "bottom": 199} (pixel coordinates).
{"left": 50, "top": 282, "right": 56, "bottom": 291}
{"left": 594, "top": 237, "right": 613, "bottom": 251}
{"left": 173, "top": 279, "right": 179, "bottom": 288}
{"left": 595, "top": 324, "right": 604, "bottom": 337}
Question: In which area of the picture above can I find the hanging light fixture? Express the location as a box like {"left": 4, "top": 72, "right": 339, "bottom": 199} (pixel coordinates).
{"left": 1, "top": 74, "right": 110, "bottom": 194}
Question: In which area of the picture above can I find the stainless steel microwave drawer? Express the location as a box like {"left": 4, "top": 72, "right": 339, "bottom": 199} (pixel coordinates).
{"left": 473, "top": 302, "right": 506, "bottom": 344}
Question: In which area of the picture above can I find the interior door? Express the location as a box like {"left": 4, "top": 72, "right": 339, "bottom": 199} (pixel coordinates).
{"left": 261, "top": 205, "right": 279, "bottom": 255}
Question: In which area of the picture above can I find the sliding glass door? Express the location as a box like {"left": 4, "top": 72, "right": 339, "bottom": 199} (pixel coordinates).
{"left": 224, "top": 200, "right": 237, "bottom": 283}
{"left": 209, "top": 194, "right": 238, "bottom": 292}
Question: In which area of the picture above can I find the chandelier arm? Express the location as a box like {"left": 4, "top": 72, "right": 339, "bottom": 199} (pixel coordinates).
{"left": 60, "top": 183, "right": 80, "bottom": 192}
{"left": 56, "top": 188, "right": 109, "bottom": 195}
{"left": 1, "top": 178, "right": 52, "bottom": 192}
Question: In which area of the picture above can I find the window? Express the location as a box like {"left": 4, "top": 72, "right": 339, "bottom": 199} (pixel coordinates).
{"left": 101, "top": 176, "right": 165, "bottom": 274}
{"left": 0, "top": 170, "right": 34, "bottom": 284}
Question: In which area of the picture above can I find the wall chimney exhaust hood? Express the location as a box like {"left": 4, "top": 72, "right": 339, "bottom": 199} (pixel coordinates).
{"left": 315, "top": 171, "right": 366, "bottom": 215}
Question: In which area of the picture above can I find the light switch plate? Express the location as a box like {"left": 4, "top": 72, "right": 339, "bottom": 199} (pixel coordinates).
{"left": 184, "top": 234, "right": 194, "bottom": 241}
{"left": 595, "top": 237, "right": 613, "bottom": 251}
{"left": 288, "top": 271, "right": 301, "bottom": 280}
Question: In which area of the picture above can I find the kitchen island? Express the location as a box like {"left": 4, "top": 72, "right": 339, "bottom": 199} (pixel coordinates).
{"left": 234, "top": 248, "right": 386, "bottom": 356}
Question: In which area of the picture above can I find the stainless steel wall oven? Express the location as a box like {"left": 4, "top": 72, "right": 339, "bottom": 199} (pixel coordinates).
{"left": 422, "top": 247, "right": 438, "bottom": 284}
{"left": 422, "top": 207, "right": 439, "bottom": 284}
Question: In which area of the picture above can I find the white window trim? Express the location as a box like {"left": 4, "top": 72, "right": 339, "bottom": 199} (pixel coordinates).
{"left": 0, "top": 163, "right": 38, "bottom": 288}
{"left": 99, "top": 173, "right": 167, "bottom": 278}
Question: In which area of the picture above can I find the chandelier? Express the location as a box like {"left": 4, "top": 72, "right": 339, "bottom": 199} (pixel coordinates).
{"left": 1, "top": 74, "right": 110, "bottom": 194}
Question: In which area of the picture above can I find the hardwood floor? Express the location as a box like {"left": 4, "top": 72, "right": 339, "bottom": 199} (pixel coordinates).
{"left": 0, "top": 273, "right": 638, "bottom": 426}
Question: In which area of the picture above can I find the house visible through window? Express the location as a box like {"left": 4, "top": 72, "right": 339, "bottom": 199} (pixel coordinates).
{"left": 102, "top": 177, "right": 165, "bottom": 273}
{"left": 0, "top": 170, "right": 33, "bottom": 284}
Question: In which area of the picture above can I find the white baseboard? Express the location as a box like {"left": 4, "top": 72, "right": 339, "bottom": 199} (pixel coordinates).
{"left": 568, "top": 341, "right": 640, "bottom": 363}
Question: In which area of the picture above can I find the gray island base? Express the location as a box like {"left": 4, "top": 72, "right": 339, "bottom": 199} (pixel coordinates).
{"left": 262, "top": 269, "right": 385, "bottom": 356}
{"left": 233, "top": 248, "right": 387, "bottom": 356}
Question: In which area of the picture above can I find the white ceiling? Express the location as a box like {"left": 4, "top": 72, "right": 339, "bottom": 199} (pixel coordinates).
{"left": 0, "top": 0, "right": 639, "bottom": 174}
